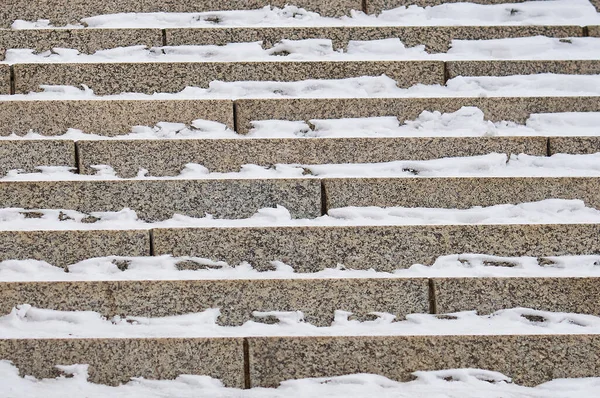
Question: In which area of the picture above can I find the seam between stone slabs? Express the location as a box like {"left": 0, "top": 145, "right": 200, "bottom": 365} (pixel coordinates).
{"left": 243, "top": 338, "right": 251, "bottom": 389}
{"left": 9, "top": 65, "right": 15, "bottom": 95}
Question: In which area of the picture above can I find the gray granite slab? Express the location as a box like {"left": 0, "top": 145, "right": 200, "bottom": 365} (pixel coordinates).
{"left": 433, "top": 277, "right": 600, "bottom": 315}
{"left": 549, "top": 136, "right": 600, "bottom": 155}
{"left": 248, "top": 335, "right": 600, "bottom": 387}
{"left": 0, "top": 64, "right": 9, "bottom": 94}
{"left": 12, "top": 61, "right": 444, "bottom": 95}
{"left": 152, "top": 224, "right": 600, "bottom": 272}
{"left": 1, "top": 0, "right": 360, "bottom": 27}
{"left": 0, "top": 179, "right": 321, "bottom": 220}
{"left": 234, "top": 97, "right": 600, "bottom": 133}
{"left": 0, "top": 230, "right": 149, "bottom": 267}
{"left": 0, "top": 278, "right": 429, "bottom": 326}
{"left": 0, "top": 99, "right": 234, "bottom": 136}
{"left": 76, "top": 137, "right": 547, "bottom": 177}
{"left": 323, "top": 177, "right": 600, "bottom": 210}
{"left": 589, "top": 26, "right": 600, "bottom": 36}
{"left": 446, "top": 60, "right": 600, "bottom": 78}
{"left": 166, "top": 25, "right": 582, "bottom": 53}
{"left": 152, "top": 225, "right": 449, "bottom": 272}
{"left": 0, "top": 338, "right": 244, "bottom": 387}
{"left": 0, "top": 140, "right": 75, "bottom": 175}
{"left": 0, "top": 28, "right": 163, "bottom": 60}
{"left": 366, "top": 0, "right": 535, "bottom": 14}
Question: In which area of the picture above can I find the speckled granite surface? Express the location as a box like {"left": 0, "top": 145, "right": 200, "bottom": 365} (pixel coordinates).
{"left": 589, "top": 25, "right": 600, "bottom": 36}
{"left": 0, "top": 338, "right": 244, "bottom": 387}
{"left": 446, "top": 60, "right": 600, "bottom": 78}
{"left": 0, "top": 179, "right": 321, "bottom": 220}
{"left": 0, "top": 0, "right": 359, "bottom": 27}
{"left": 433, "top": 277, "right": 600, "bottom": 315}
{"left": 323, "top": 177, "right": 600, "bottom": 210}
{"left": 234, "top": 97, "right": 600, "bottom": 133}
{"left": 77, "top": 137, "right": 547, "bottom": 177}
{"left": 0, "top": 99, "right": 234, "bottom": 136}
{"left": 0, "top": 140, "right": 75, "bottom": 175}
{"left": 0, "top": 230, "right": 149, "bottom": 267}
{"left": 12, "top": 61, "right": 444, "bottom": 95}
{"left": 0, "top": 28, "right": 163, "bottom": 60}
{"left": 153, "top": 224, "right": 600, "bottom": 272}
{"left": 366, "top": 0, "right": 533, "bottom": 14}
{"left": 0, "top": 278, "right": 429, "bottom": 326}
{"left": 0, "top": 64, "right": 9, "bottom": 95}
{"left": 549, "top": 136, "right": 600, "bottom": 155}
{"left": 166, "top": 25, "right": 582, "bottom": 53}
{"left": 248, "top": 335, "right": 600, "bottom": 387}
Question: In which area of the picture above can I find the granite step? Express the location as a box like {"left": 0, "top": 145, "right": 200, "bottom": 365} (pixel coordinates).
{"left": 366, "top": 0, "right": 542, "bottom": 14}
{"left": 0, "top": 178, "right": 321, "bottom": 221}
{"left": 322, "top": 177, "right": 600, "bottom": 211}
{"left": 0, "top": 99, "right": 234, "bottom": 136}
{"left": 0, "top": 64, "right": 9, "bottom": 95}
{"left": 76, "top": 137, "right": 547, "bottom": 177}
{"left": 446, "top": 60, "right": 600, "bottom": 78}
{"left": 0, "top": 278, "right": 429, "bottom": 326}
{"left": 234, "top": 96, "right": 600, "bottom": 134}
{"left": 0, "top": 140, "right": 75, "bottom": 175}
{"left": 549, "top": 136, "right": 600, "bottom": 155}
{"left": 152, "top": 224, "right": 600, "bottom": 272}
{"left": 11, "top": 61, "right": 444, "bottom": 95}
{"left": 0, "top": 0, "right": 360, "bottom": 27}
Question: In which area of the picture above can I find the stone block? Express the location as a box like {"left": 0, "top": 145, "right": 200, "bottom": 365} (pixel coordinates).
{"left": 166, "top": 25, "right": 582, "bottom": 53}
{"left": 0, "top": 278, "right": 429, "bottom": 326}
{"left": 446, "top": 60, "right": 600, "bottom": 78}
{"left": 234, "top": 97, "right": 600, "bottom": 133}
{"left": 0, "top": 179, "right": 322, "bottom": 220}
{"left": 0, "top": 230, "right": 150, "bottom": 267}
{"left": 433, "top": 277, "right": 600, "bottom": 315}
{"left": 76, "top": 137, "right": 547, "bottom": 177}
{"left": 12, "top": 61, "right": 445, "bottom": 95}
{"left": 248, "top": 335, "right": 600, "bottom": 387}
{"left": 0, "top": 140, "right": 75, "bottom": 175}
{"left": 0, "top": 338, "right": 244, "bottom": 387}
{"left": 0, "top": 99, "right": 234, "bottom": 136}
{"left": 589, "top": 26, "right": 600, "bottom": 36}
{"left": 549, "top": 136, "right": 600, "bottom": 155}
{"left": 323, "top": 177, "right": 600, "bottom": 210}
{"left": 0, "top": 64, "right": 9, "bottom": 94}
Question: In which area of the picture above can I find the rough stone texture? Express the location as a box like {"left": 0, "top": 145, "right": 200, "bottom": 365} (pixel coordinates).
{"left": 0, "top": 28, "right": 163, "bottom": 60}
{"left": 549, "top": 136, "right": 600, "bottom": 155}
{"left": 248, "top": 335, "right": 600, "bottom": 387}
{"left": 0, "top": 100, "right": 234, "bottom": 136}
{"left": 152, "top": 225, "right": 449, "bottom": 272}
{"left": 0, "top": 179, "right": 321, "bottom": 220}
{"left": 77, "top": 137, "right": 547, "bottom": 177}
{"left": 324, "top": 177, "right": 600, "bottom": 210}
{"left": 0, "top": 230, "right": 149, "bottom": 267}
{"left": 153, "top": 224, "right": 600, "bottom": 271}
{"left": 1, "top": 0, "right": 360, "bottom": 27}
{"left": 589, "top": 25, "right": 600, "bottom": 36}
{"left": 446, "top": 60, "right": 600, "bottom": 78}
{"left": 0, "top": 64, "right": 9, "bottom": 94}
{"left": 0, "top": 278, "right": 429, "bottom": 326}
{"left": 12, "top": 61, "right": 444, "bottom": 95}
{"left": 433, "top": 277, "right": 600, "bottom": 315}
{"left": 366, "top": 0, "right": 535, "bottom": 14}
{"left": 166, "top": 25, "right": 582, "bottom": 53}
{"left": 0, "top": 140, "right": 75, "bottom": 175}
{"left": 0, "top": 338, "right": 244, "bottom": 387}
{"left": 234, "top": 97, "right": 600, "bottom": 133}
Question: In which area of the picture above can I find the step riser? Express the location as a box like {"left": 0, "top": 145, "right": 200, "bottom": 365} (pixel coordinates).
{"left": 549, "top": 137, "right": 600, "bottom": 155}
{"left": 0, "top": 338, "right": 244, "bottom": 387}
{"left": 249, "top": 335, "right": 600, "bottom": 387}
{"left": 0, "top": 141, "right": 75, "bottom": 174}
{"left": 235, "top": 97, "right": 600, "bottom": 134}
{"left": 0, "top": 100, "right": 234, "bottom": 136}
{"left": 0, "top": 230, "right": 149, "bottom": 267}
{"left": 153, "top": 224, "right": 600, "bottom": 272}
{"left": 0, "top": 65, "right": 9, "bottom": 95}
{"left": 0, "top": 279, "right": 429, "bottom": 326}
{"left": 447, "top": 60, "right": 600, "bottom": 78}
{"left": 0, "top": 179, "right": 322, "bottom": 221}
{"left": 77, "top": 137, "right": 547, "bottom": 177}
{"left": 12, "top": 61, "right": 444, "bottom": 95}
{"left": 324, "top": 177, "right": 600, "bottom": 210}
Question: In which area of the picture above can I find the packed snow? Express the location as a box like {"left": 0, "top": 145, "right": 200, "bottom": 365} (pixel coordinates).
{"left": 10, "top": 0, "right": 600, "bottom": 29}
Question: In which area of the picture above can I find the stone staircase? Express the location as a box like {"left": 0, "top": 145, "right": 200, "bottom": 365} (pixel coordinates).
{"left": 1, "top": 0, "right": 600, "bottom": 392}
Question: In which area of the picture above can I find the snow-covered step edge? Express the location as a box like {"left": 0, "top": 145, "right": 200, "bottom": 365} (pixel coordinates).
{"left": 0, "top": 333, "right": 598, "bottom": 387}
